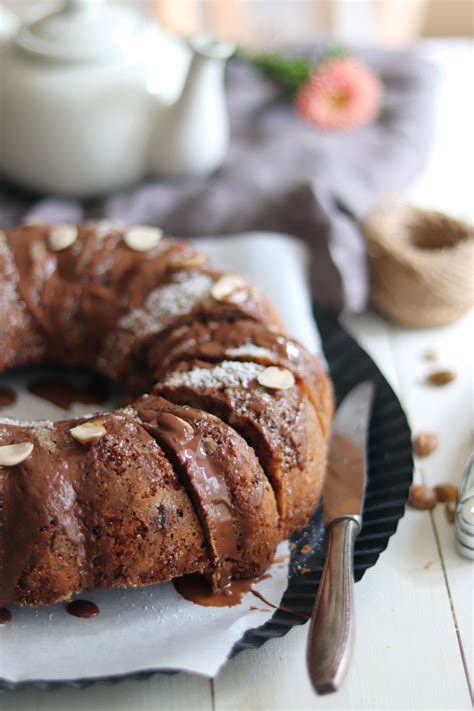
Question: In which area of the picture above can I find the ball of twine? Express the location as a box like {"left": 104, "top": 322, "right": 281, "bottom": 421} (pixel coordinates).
{"left": 363, "top": 204, "right": 474, "bottom": 327}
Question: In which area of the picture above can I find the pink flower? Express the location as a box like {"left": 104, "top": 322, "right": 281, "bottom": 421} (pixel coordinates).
{"left": 295, "top": 57, "right": 382, "bottom": 130}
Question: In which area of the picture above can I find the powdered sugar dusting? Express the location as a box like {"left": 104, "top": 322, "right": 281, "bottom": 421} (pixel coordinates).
{"left": 118, "top": 273, "right": 213, "bottom": 339}
{"left": 85, "top": 220, "right": 122, "bottom": 241}
{"left": 120, "top": 405, "right": 138, "bottom": 419}
{"left": 165, "top": 361, "right": 265, "bottom": 391}
{"left": 0, "top": 419, "right": 57, "bottom": 453}
{"left": 163, "top": 361, "right": 296, "bottom": 464}
{"left": 0, "top": 232, "right": 18, "bottom": 309}
{"left": 0, "top": 416, "right": 54, "bottom": 430}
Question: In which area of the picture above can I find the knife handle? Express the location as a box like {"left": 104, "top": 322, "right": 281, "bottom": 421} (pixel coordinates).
{"left": 306, "top": 517, "right": 360, "bottom": 695}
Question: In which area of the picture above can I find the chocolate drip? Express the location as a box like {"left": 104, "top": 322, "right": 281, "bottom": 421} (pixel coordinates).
{"left": 5, "top": 225, "right": 194, "bottom": 366}
{"left": 156, "top": 359, "right": 323, "bottom": 537}
{"left": 67, "top": 599, "right": 99, "bottom": 618}
{"left": 0, "top": 386, "right": 16, "bottom": 409}
{"left": 0, "top": 608, "right": 12, "bottom": 624}
{"left": 0, "top": 426, "right": 89, "bottom": 608}
{"left": 173, "top": 572, "right": 269, "bottom": 607}
{"left": 152, "top": 410, "right": 238, "bottom": 588}
{"left": 173, "top": 572, "right": 306, "bottom": 616}
{"left": 0, "top": 407, "right": 214, "bottom": 606}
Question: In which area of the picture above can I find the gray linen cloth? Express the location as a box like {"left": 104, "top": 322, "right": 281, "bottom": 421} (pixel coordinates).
{"left": 0, "top": 48, "right": 437, "bottom": 312}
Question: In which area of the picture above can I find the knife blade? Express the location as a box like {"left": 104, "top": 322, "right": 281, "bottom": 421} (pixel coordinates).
{"left": 307, "top": 381, "right": 375, "bottom": 695}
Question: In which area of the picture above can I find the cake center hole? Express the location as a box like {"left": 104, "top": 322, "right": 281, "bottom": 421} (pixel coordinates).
{"left": 0, "top": 365, "right": 124, "bottom": 422}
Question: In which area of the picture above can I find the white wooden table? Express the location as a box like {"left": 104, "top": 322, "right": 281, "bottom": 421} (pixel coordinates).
{"left": 2, "top": 40, "right": 473, "bottom": 711}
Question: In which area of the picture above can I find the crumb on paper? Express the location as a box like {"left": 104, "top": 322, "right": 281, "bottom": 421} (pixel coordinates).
{"left": 423, "top": 348, "right": 440, "bottom": 362}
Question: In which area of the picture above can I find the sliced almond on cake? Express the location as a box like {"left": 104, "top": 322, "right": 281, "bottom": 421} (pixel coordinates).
{"left": 70, "top": 421, "right": 107, "bottom": 444}
{"left": 48, "top": 224, "right": 78, "bottom": 251}
{"left": 123, "top": 226, "right": 163, "bottom": 252}
{"left": 211, "top": 274, "right": 249, "bottom": 304}
{"left": 171, "top": 252, "right": 207, "bottom": 269}
{"left": 257, "top": 366, "right": 295, "bottom": 391}
{"left": 0, "top": 442, "right": 34, "bottom": 466}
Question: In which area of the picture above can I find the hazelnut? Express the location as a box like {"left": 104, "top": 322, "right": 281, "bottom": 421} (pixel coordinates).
{"left": 434, "top": 484, "right": 458, "bottom": 503}
{"left": 444, "top": 501, "right": 456, "bottom": 524}
{"left": 426, "top": 369, "right": 457, "bottom": 386}
{"left": 413, "top": 432, "right": 438, "bottom": 457}
{"left": 409, "top": 484, "right": 437, "bottom": 510}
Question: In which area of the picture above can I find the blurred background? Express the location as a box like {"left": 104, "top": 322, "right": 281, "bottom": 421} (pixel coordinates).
{"left": 4, "top": 0, "right": 474, "bottom": 48}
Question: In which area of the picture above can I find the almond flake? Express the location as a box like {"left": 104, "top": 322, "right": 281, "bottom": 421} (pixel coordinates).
{"left": 70, "top": 421, "right": 107, "bottom": 444}
{"left": 48, "top": 224, "right": 78, "bottom": 251}
{"left": 257, "top": 366, "right": 295, "bottom": 390}
{"left": 123, "top": 226, "right": 163, "bottom": 252}
{"left": 226, "top": 288, "right": 250, "bottom": 305}
{"left": 211, "top": 274, "right": 249, "bottom": 304}
{"left": 171, "top": 252, "right": 207, "bottom": 269}
{"left": 0, "top": 442, "right": 34, "bottom": 466}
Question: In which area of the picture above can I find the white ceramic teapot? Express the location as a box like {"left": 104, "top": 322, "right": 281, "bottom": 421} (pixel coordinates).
{"left": 0, "top": 0, "right": 234, "bottom": 197}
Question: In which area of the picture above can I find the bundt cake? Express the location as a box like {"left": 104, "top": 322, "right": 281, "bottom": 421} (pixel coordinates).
{"left": 0, "top": 222, "right": 333, "bottom": 608}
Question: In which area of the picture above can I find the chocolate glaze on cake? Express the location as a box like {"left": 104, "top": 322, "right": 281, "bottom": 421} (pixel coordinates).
{"left": 0, "top": 223, "right": 333, "bottom": 608}
{"left": 156, "top": 360, "right": 326, "bottom": 537}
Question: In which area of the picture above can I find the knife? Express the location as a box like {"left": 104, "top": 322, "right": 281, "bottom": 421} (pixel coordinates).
{"left": 306, "top": 380, "right": 375, "bottom": 695}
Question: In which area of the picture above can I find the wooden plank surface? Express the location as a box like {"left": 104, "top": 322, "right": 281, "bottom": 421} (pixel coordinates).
{"left": 214, "top": 500, "right": 472, "bottom": 710}
{"left": 386, "top": 309, "right": 474, "bottom": 698}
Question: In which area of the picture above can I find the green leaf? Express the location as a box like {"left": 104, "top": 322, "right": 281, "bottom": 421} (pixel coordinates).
{"left": 319, "top": 45, "right": 348, "bottom": 66}
{"left": 249, "top": 54, "right": 313, "bottom": 98}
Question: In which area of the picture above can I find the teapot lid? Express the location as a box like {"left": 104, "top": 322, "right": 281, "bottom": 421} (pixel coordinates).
{"left": 16, "top": 0, "right": 148, "bottom": 61}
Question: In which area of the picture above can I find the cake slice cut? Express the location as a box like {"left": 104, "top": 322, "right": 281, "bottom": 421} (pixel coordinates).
{"left": 133, "top": 395, "right": 279, "bottom": 587}
{"left": 0, "top": 410, "right": 209, "bottom": 607}
{"left": 155, "top": 360, "right": 327, "bottom": 538}
{"left": 147, "top": 320, "right": 333, "bottom": 436}
{"left": 99, "top": 268, "right": 284, "bottom": 384}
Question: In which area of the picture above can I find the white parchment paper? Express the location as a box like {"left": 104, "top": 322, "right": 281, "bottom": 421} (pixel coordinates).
{"left": 0, "top": 232, "right": 320, "bottom": 683}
